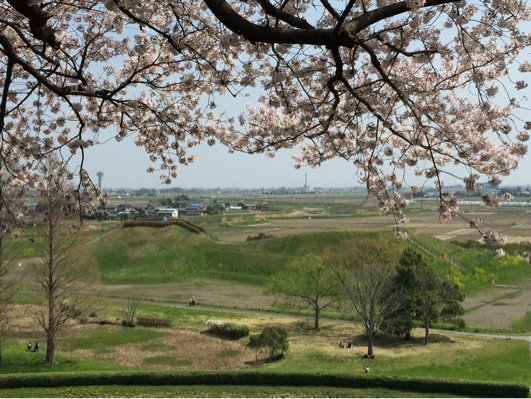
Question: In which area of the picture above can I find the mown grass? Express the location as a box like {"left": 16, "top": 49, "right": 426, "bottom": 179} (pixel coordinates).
{"left": 1, "top": 297, "right": 530, "bottom": 392}
{"left": 59, "top": 327, "right": 169, "bottom": 352}
{"left": 140, "top": 344, "right": 176, "bottom": 352}
{"left": 262, "top": 335, "right": 531, "bottom": 385}
{"left": 0, "top": 384, "right": 467, "bottom": 398}
{"left": 216, "top": 349, "right": 241, "bottom": 357}
{"left": 0, "top": 340, "right": 135, "bottom": 374}
{"left": 143, "top": 356, "right": 191, "bottom": 366}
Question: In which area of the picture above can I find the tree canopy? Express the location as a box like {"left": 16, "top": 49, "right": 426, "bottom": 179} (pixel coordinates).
{"left": 1, "top": 0, "right": 530, "bottom": 237}
{"left": 266, "top": 253, "right": 341, "bottom": 330}
{"left": 326, "top": 239, "right": 402, "bottom": 356}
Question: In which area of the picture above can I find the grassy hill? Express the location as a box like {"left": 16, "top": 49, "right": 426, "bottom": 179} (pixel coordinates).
{"left": 92, "top": 225, "right": 531, "bottom": 294}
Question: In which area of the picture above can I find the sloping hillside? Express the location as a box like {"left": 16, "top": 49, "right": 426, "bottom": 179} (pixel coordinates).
{"left": 92, "top": 226, "right": 531, "bottom": 293}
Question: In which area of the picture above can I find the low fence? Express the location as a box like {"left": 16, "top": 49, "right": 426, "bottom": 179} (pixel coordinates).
{"left": 406, "top": 237, "right": 462, "bottom": 269}
{"left": 123, "top": 218, "right": 205, "bottom": 234}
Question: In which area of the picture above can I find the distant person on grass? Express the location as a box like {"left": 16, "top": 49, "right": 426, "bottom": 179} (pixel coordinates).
{"left": 339, "top": 341, "right": 345, "bottom": 349}
{"left": 34, "top": 342, "right": 40, "bottom": 352}
{"left": 27, "top": 342, "right": 32, "bottom": 351}
{"left": 190, "top": 296, "right": 196, "bottom": 306}
{"left": 364, "top": 366, "right": 369, "bottom": 374}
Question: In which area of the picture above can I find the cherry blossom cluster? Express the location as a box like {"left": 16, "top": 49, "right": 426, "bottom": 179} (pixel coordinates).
{"left": 1, "top": 0, "right": 530, "bottom": 249}
{"left": 482, "top": 228, "right": 508, "bottom": 245}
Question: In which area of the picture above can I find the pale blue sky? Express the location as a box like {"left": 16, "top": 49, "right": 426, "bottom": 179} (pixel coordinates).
{"left": 76, "top": 14, "right": 531, "bottom": 191}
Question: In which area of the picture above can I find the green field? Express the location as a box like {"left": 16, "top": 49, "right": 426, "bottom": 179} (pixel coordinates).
{"left": 1, "top": 301, "right": 530, "bottom": 382}
{"left": 2, "top": 292, "right": 530, "bottom": 398}
{"left": 88, "top": 225, "right": 531, "bottom": 296}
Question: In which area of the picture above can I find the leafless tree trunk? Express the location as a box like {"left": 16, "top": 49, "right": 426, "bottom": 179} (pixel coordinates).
{"left": 119, "top": 288, "right": 145, "bottom": 326}
{"left": 28, "top": 158, "right": 100, "bottom": 365}
{"left": 326, "top": 239, "right": 403, "bottom": 357}
{"left": 0, "top": 235, "right": 17, "bottom": 365}
{"left": 0, "top": 165, "right": 23, "bottom": 365}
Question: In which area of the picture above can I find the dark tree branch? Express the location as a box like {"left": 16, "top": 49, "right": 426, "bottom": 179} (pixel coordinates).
{"left": 203, "top": 0, "right": 461, "bottom": 46}
{"left": 6, "top": 0, "right": 59, "bottom": 48}
{"left": 258, "top": 0, "right": 315, "bottom": 29}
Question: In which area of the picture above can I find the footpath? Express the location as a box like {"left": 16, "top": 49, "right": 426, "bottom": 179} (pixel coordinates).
{"left": 18, "top": 290, "right": 531, "bottom": 346}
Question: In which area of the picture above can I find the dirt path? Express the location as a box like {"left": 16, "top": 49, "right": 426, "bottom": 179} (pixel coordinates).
{"left": 18, "top": 290, "right": 531, "bottom": 346}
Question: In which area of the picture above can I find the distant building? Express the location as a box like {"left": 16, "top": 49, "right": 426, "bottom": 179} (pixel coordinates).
{"left": 156, "top": 209, "right": 179, "bottom": 218}
{"left": 117, "top": 204, "right": 134, "bottom": 212}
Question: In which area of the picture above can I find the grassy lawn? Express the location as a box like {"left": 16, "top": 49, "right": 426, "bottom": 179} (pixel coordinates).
{"left": 59, "top": 326, "right": 169, "bottom": 352}
{"left": 0, "top": 385, "right": 468, "bottom": 398}
{"left": 144, "top": 356, "right": 192, "bottom": 366}
{"left": 140, "top": 344, "right": 177, "bottom": 352}
{"left": 263, "top": 331, "right": 531, "bottom": 384}
{"left": 0, "top": 341, "right": 135, "bottom": 374}
{"left": 0, "top": 298, "right": 530, "bottom": 398}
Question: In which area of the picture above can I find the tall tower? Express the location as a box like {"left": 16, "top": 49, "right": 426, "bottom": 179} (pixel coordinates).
{"left": 97, "top": 172, "right": 104, "bottom": 192}
{"left": 305, "top": 173, "right": 308, "bottom": 193}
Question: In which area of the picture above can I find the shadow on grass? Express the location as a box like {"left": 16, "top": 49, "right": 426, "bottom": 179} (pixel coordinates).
{"left": 199, "top": 330, "right": 246, "bottom": 341}
{"left": 375, "top": 333, "right": 456, "bottom": 348}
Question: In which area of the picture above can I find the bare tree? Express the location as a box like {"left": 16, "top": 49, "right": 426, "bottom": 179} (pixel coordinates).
{"left": 28, "top": 158, "right": 100, "bottom": 365}
{"left": 0, "top": 162, "right": 24, "bottom": 365}
{"left": 326, "top": 240, "right": 403, "bottom": 357}
{"left": 0, "top": 229, "right": 17, "bottom": 366}
{"left": 119, "top": 288, "right": 146, "bottom": 327}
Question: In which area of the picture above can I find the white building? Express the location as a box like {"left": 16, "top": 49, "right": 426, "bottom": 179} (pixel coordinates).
{"left": 156, "top": 208, "right": 179, "bottom": 218}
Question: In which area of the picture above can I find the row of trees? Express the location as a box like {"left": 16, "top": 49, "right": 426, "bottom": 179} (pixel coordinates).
{"left": 267, "top": 242, "right": 464, "bottom": 356}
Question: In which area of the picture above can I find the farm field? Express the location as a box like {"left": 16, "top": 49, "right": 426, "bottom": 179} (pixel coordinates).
{"left": 206, "top": 207, "right": 531, "bottom": 244}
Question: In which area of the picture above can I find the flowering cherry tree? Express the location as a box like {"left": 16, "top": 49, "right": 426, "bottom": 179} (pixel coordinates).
{"left": 1, "top": 0, "right": 530, "bottom": 242}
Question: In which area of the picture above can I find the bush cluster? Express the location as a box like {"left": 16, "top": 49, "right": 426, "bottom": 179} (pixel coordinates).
{"left": 0, "top": 371, "right": 527, "bottom": 397}
{"left": 206, "top": 320, "right": 250, "bottom": 339}
{"left": 246, "top": 232, "right": 273, "bottom": 241}
{"left": 136, "top": 317, "right": 171, "bottom": 328}
{"left": 250, "top": 326, "right": 289, "bottom": 359}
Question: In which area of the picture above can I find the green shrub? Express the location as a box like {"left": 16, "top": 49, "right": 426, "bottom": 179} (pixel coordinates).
{"left": 136, "top": 317, "right": 171, "bottom": 328}
{"left": 257, "top": 326, "right": 289, "bottom": 359}
{"left": 206, "top": 320, "right": 250, "bottom": 339}
{"left": 0, "top": 371, "right": 527, "bottom": 397}
{"left": 246, "top": 232, "right": 273, "bottom": 241}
